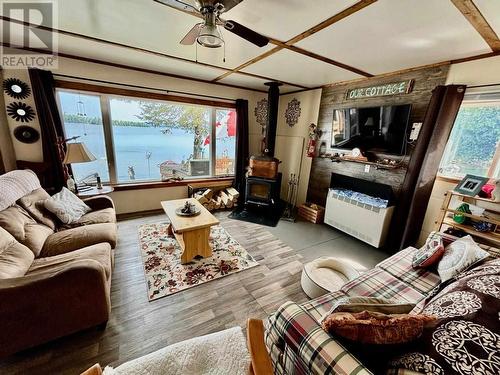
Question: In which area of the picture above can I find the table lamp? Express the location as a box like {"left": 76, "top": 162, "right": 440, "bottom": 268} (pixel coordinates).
{"left": 63, "top": 142, "right": 96, "bottom": 193}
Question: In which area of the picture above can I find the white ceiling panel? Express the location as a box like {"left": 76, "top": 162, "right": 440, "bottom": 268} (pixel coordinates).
{"left": 278, "top": 85, "right": 302, "bottom": 94}
{"left": 218, "top": 74, "right": 270, "bottom": 91}
{"left": 56, "top": 34, "right": 227, "bottom": 81}
{"left": 296, "top": 0, "right": 491, "bottom": 75}
{"left": 224, "top": 0, "right": 359, "bottom": 41}
{"left": 242, "top": 49, "right": 362, "bottom": 87}
{"left": 474, "top": 0, "right": 500, "bottom": 37}
{"left": 218, "top": 73, "right": 299, "bottom": 93}
{"left": 50, "top": 0, "right": 273, "bottom": 69}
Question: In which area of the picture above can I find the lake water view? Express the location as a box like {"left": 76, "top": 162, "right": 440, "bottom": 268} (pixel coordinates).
{"left": 65, "top": 123, "right": 235, "bottom": 182}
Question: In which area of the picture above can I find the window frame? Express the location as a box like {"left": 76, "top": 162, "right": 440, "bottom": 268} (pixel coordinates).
{"left": 438, "top": 87, "right": 500, "bottom": 181}
{"left": 56, "top": 81, "right": 237, "bottom": 187}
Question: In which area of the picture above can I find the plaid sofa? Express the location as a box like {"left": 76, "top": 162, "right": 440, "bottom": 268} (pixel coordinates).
{"left": 264, "top": 246, "right": 442, "bottom": 375}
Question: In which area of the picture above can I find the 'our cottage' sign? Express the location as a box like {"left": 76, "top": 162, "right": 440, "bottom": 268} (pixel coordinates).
{"left": 346, "top": 79, "right": 414, "bottom": 99}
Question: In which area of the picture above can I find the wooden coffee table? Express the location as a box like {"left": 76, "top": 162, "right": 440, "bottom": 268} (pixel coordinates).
{"left": 161, "top": 198, "right": 220, "bottom": 264}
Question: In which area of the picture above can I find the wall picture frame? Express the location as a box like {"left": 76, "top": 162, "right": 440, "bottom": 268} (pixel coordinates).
{"left": 454, "top": 174, "right": 489, "bottom": 196}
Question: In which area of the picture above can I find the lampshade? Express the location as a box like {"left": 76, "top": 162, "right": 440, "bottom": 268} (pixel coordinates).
{"left": 197, "top": 24, "right": 224, "bottom": 48}
{"left": 63, "top": 142, "right": 96, "bottom": 164}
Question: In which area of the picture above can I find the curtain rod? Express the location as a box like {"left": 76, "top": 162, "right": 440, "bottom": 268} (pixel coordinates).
{"left": 467, "top": 83, "right": 500, "bottom": 89}
{"left": 52, "top": 73, "right": 237, "bottom": 102}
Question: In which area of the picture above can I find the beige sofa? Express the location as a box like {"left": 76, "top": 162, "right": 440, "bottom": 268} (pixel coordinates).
{"left": 0, "top": 183, "right": 117, "bottom": 357}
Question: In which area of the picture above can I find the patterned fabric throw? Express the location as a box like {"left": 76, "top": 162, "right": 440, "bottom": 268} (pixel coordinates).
{"left": 322, "top": 311, "right": 436, "bottom": 345}
{"left": 0, "top": 170, "right": 41, "bottom": 211}
{"left": 265, "top": 246, "right": 443, "bottom": 375}
{"left": 139, "top": 222, "right": 258, "bottom": 301}
{"left": 43, "top": 187, "right": 91, "bottom": 224}
{"left": 413, "top": 232, "right": 445, "bottom": 268}
{"left": 437, "top": 235, "right": 489, "bottom": 282}
{"left": 388, "top": 258, "right": 500, "bottom": 375}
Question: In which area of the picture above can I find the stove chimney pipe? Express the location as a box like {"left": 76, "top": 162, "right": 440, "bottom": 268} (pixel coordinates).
{"left": 264, "top": 82, "right": 282, "bottom": 157}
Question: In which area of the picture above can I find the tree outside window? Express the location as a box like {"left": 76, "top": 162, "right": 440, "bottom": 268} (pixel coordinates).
{"left": 439, "top": 99, "right": 500, "bottom": 179}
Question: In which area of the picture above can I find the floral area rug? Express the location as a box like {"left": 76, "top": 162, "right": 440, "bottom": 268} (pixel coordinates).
{"left": 139, "top": 222, "right": 259, "bottom": 301}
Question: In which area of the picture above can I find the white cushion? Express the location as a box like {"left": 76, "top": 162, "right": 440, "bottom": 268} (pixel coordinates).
{"left": 43, "top": 187, "right": 91, "bottom": 224}
{"left": 437, "top": 235, "right": 489, "bottom": 282}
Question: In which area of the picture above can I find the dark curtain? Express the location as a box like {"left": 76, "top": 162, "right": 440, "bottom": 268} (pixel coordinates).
{"left": 389, "top": 84, "right": 466, "bottom": 250}
{"left": 28, "top": 68, "right": 67, "bottom": 193}
{"left": 234, "top": 99, "right": 249, "bottom": 198}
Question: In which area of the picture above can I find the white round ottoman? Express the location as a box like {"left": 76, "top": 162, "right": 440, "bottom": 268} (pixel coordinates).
{"left": 301, "top": 257, "right": 361, "bottom": 298}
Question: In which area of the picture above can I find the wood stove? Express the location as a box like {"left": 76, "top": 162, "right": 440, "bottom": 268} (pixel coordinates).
{"left": 245, "top": 174, "right": 282, "bottom": 207}
{"left": 244, "top": 81, "right": 283, "bottom": 210}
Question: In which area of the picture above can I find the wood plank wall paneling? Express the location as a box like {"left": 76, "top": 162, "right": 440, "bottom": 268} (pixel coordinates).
{"left": 307, "top": 65, "right": 450, "bottom": 206}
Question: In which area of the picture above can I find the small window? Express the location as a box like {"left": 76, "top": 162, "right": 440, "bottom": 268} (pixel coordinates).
{"left": 439, "top": 90, "right": 500, "bottom": 179}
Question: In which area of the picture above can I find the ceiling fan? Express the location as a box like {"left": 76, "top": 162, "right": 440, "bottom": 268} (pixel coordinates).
{"left": 154, "top": 0, "right": 269, "bottom": 49}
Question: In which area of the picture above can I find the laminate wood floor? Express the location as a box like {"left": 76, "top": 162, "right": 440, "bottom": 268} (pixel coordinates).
{"left": 0, "top": 212, "right": 387, "bottom": 375}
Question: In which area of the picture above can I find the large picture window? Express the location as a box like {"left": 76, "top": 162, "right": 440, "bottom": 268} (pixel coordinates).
{"left": 439, "top": 90, "right": 500, "bottom": 179}
{"left": 57, "top": 88, "right": 236, "bottom": 184}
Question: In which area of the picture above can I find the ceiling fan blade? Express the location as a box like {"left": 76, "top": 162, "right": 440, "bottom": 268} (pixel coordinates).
{"left": 180, "top": 24, "right": 202, "bottom": 45}
{"left": 223, "top": 20, "right": 268, "bottom": 47}
{"left": 219, "top": 0, "right": 244, "bottom": 12}
{"left": 154, "top": 0, "right": 200, "bottom": 16}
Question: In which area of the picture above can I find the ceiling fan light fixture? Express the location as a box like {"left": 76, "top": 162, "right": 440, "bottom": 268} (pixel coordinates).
{"left": 196, "top": 23, "right": 224, "bottom": 48}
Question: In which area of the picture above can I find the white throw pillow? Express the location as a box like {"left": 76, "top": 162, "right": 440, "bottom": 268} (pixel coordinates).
{"left": 43, "top": 187, "right": 91, "bottom": 224}
{"left": 437, "top": 235, "right": 489, "bottom": 282}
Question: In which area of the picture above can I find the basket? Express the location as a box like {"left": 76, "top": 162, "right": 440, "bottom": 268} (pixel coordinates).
{"left": 298, "top": 203, "right": 325, "bottom": 224}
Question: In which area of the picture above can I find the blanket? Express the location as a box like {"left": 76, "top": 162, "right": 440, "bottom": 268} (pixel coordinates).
{"left": 103, "top": 327, "right": 250, "bottom": 375}
{"left": 0, "top": 170, "right": 41, "bottom": 211}
{"left": 388, "top": 258, "right": 500, "bottom": 374}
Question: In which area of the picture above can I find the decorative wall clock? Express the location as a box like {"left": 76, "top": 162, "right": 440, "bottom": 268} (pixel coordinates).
{"left": 254, "top": 98, "right": 268, "bottom": 133}
{"left": 3, "top": 78, "right": 31, "bottom": 100}
{"left": 13, "top": 126, "right": 40, "bottom": 144}
{"left": 6, "top": 102, "right": 36, "bottom": 123}
{"left": 285, "top": 98, "right": 301, "bottom": 127}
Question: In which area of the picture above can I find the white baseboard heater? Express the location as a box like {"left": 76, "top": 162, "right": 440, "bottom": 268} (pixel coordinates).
{"left": 324, "top": 173, "right": 395, "bottom": 248}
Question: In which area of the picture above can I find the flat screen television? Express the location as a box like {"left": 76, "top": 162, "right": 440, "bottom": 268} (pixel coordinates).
{"left": 330, "top": 104, "right": 411, "bottom": 155}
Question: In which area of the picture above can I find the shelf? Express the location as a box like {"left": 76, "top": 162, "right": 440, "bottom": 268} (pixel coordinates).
{"left": 442, "top": 217, "right": 500, "bottom": 245}
{"left": 329, "top": 156, "right": 403, "bottom": 170}
{"left": 443, "top": 209, "right": 500, "bottom": 226}
{"left": 447, "top": 190, "right": 499, "bottom": 204}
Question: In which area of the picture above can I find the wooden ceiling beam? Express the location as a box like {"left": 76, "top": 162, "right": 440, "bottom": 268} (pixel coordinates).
{"left": 0, "top": 42, "right": 268, "bottom": 93}
{"left": 272, "top": 41, "right": 373, "bottom": 77}
{"left": 0, "top": 16, "right": 305, "bottom": 89}
{"left": 451, "top": 0, "right": 500, "bottom": 52}
{"left": 284, "top": 0, "right": 378, "bottom": 45}
{"left": 321, "top": 49, "right": 500, "bottom": 89}
{"left": 212, "top": 46, "right": 283, "bottom": 82}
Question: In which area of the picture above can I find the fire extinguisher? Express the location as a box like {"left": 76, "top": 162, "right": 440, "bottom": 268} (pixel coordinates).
{"left": 307, "top": 123, "right": 320, "bottom": 157}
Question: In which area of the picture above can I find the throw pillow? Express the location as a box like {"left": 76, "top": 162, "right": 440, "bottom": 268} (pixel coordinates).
{"left": 43, "top": 187, "right": 91, "bottom": 224}
{"left": 322, "top": 311, "right": 436, "bottom": 344}
{"left": 412, "top": 232, "right": 445, "bottom": 268}
{"left": 322, "top": 296, "right": 416, "bottom": 322}
{"left": 437, "top": 235, "right": 489, "bottom": 282}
